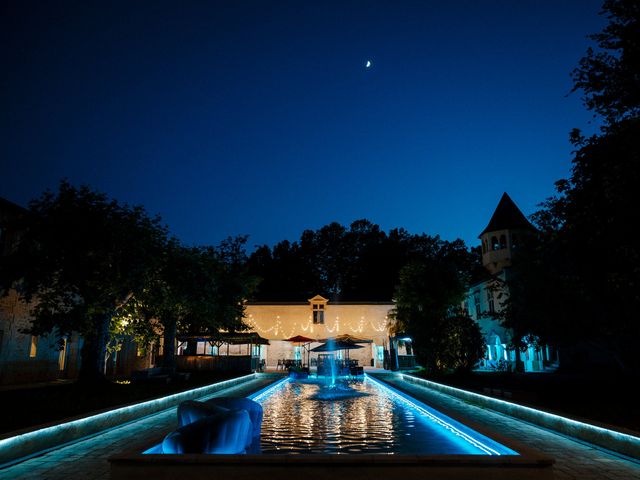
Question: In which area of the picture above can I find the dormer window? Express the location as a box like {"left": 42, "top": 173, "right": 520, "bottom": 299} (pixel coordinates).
{"left": 312, "top": 304, "right": 325, "bottom": 324}
{"left": 308, "top": 295, "right": 328, "bottom": 325}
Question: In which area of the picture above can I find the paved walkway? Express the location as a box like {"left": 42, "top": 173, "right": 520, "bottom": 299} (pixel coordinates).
{"left": 1, "top": 374, "right": 639, "bottom": 479}
{"left": 0, "top": 376, "right": 275, "bottom": 480}
{"left": 377, "top": 374, "right": 640, "bottom": 480}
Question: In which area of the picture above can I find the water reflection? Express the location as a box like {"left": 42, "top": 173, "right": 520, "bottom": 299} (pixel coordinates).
{"left": 259, "top": 379, "right": 481, "bottom": 455}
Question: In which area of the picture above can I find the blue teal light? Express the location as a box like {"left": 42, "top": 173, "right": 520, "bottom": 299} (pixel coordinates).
{"left": 401, "top": 374, "right": 640, "bottom": 460}
{"left": 365, "top": 374, "right": 517, "bottom": 456}
{"left": 247, "top": 376, "right": 290, "bottom": 403}
{"left": 0, "top": 373, "right": 258, "bottom": 467}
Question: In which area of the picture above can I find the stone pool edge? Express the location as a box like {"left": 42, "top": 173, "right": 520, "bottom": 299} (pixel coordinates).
{"left": 396, "top": 372, "right": 640, "bottom": 460}
{"left": 0, "top": 373, "right": 278, "bottom": 467}
{"left": 109, "top": 373, "right": 554, "bottom": 480}
{"left": 110, "top": 448, "right": 553, "bottom": 480}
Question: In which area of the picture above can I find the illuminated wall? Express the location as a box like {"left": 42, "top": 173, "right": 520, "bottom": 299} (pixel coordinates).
{"left": 245, "top": 296, "right": 394, "bottom": 368}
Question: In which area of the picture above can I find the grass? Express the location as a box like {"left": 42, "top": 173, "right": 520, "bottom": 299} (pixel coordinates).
{"left": 0, "top": 371, "right": 245, "bottom": 435}
{"left": 422, "top": 369, "right": 640, "bottom": 433}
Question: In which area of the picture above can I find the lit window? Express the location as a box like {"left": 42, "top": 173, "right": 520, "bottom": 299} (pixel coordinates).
{"left": 58, "top": 338, "right": 67, "bottom": 371}
{"left": 312, "top": 304, "right": 325, "bottom": 324}
{"left": 491, "top": 236, "right": 499, "bottom": 251}
{"left": 29, "top": 336, "right": 38, "bottom": 358}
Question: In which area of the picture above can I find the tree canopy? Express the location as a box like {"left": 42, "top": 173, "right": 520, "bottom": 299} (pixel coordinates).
{"left": 248, "top": 219, "right": 477, "bottom": 302}
{"left": 391, "top": 255, "right": 483, "bottom": 374}
{"left": 0, "top": 182, "right": 168, "bottom": 382}
{"left": 0, "top": 182, "right": 257, "bottom": 382}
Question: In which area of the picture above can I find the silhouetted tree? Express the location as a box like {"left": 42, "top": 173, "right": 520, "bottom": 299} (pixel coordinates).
{"left": 571, "top": 0, "right": 640, "bottom": 125}
{"left": 248, "top": 220, "right": 476, "bottom": 303}
{"left": 505, "top": 0, "right": 640, "bottom": 370}
{"left": 121, "top": 237, "right": 256, "bottom": 371}
{"left": 0, "top": 182, "right": 167, "bottom": 383}
{"left": 391, "top": 250, "right": 482, "bottom": 374}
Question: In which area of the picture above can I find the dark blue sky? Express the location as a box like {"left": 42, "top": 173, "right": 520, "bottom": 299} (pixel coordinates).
{"left": 2, "top": 1, "right": 604, "bottom": 250}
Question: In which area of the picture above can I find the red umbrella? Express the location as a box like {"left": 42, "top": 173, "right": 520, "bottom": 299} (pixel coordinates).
{"left": 285, "top": 335, "right": 316, "bottom": 343}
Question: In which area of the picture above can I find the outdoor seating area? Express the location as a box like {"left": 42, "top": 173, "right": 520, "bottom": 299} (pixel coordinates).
{"left": 275, "top": 359, "right": 302, "bottom": 370}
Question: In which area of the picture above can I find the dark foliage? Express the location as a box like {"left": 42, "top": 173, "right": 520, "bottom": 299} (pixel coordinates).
{"left": 391, "top": 255, "right": 484, "bottom": 374}
{"left": 247, "top": 219, "right": 478, "bottom": 302}
{"left": 504, "top": 0, "right": 640, "bottom": 371}
{"left": 0, "top": 181, "right": 168, "bottom": 382}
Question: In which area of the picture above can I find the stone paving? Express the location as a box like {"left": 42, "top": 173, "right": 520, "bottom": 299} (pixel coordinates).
{"left": 377, "top": 374, "right": 640, "bottom": 480}
{"left": 1, "top": 374, "right": 639, "bottom": 479}
{"left": 0, "top": 376, "right": 275, "bottom": 480}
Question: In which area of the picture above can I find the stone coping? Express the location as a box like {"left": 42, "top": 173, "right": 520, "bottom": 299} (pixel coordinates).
{"left": 111, "top": 447, "right": 553, "bottom": 480}
{"left": 0, "top": 373, "right": 267, "bottom": 466}
{"left": 398, "top": 373, "right": 640, "bottom": 460}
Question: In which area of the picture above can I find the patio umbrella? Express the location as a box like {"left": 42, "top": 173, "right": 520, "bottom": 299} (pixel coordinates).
{"left": 311, "top": 340, "right": 363, "bottom": 364}
{"left": 284, "top": 335, "right": 316, "bottom": 367}
{"left": 311, "top": 340, "right": 364, "bottom": 352}
{"left": 319, "top": 334, "right": 372, "bottom": 344}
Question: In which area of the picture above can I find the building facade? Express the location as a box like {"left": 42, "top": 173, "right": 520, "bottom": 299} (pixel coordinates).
{"left": 464, "top": 193, "right": 557, "bottom": 372}
{"left": 243, "top": 295, "right": 398, "bottom": 369}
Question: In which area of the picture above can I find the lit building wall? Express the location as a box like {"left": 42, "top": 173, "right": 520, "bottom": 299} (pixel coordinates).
{"left": 244, "top": 298, "right": 393, "bottom": 368}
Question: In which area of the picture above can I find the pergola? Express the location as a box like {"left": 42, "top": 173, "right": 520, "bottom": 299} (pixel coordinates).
{"left": 176, "top": 332, "right": 269, "bottom": 372}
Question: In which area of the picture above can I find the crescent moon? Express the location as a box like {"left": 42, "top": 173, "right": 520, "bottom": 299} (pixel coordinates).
{"left": 366, "top": 60, "right": 371, "bottom": 68}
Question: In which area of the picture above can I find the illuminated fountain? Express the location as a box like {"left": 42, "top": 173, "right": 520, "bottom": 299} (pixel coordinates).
{"left": 308, "top": 338, "right": 367, "bottom": 400}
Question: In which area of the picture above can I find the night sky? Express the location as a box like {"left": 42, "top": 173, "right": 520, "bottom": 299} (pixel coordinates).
{"left": 2, "top": 1, "right": 605, "bottom": 250}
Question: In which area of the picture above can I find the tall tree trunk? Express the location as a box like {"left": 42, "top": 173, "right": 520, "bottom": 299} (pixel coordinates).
{"left": 78, "top": 312, "right": 111, "bottom": 384}
{"left": 162, "top": 317, "right": 177, "bottom": 373}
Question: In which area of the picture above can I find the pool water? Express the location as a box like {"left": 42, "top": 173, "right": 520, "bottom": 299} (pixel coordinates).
{"left": 251, "top": 376, "right": 517, "bottom": 455}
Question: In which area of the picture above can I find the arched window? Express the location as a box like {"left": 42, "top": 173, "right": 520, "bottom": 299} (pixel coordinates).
{"left": 491, "top": 236, "right": 499, "bottom": 251}
{"left": 499, "top": 235, "right": 507, "bottom": 249}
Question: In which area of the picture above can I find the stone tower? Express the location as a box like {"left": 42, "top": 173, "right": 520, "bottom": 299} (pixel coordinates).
{"left": 479, "top": 192, "right": 533, "bottom": 275}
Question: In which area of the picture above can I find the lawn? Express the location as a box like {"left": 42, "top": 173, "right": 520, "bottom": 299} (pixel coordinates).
{"left": 0, "top": 371, "right": 244, "bottom": 435}
{"left": 424, "top": 370, "right": 640, "bottom": 433}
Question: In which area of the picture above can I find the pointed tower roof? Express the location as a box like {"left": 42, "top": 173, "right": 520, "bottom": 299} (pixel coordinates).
{"left": 479, "top": 192, "right": 532, "bottom": 237}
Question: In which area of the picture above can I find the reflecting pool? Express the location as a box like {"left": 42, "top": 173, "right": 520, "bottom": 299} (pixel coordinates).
{"left": 250, "top": 375, "right": 517, "bottom": 455}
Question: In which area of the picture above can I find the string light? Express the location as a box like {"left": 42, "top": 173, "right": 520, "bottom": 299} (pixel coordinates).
{"left": 245, "top": 308, "right": 392, "bottom": 340}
